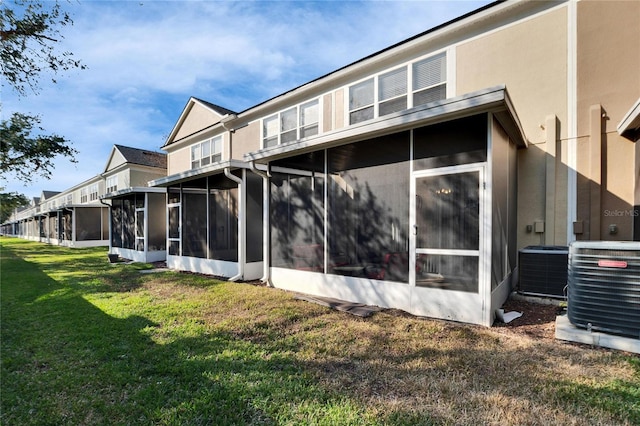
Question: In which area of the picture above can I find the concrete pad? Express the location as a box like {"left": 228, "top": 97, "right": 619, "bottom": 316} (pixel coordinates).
{"left": 555, "top": 315, "right": 640, "bottom": 354}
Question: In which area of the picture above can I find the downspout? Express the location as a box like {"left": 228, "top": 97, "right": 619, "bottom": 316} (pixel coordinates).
{"left": 99, "top": 198, "right": 113, "bottom": 254}
{"left": 224, "top": 167, "right": 244, "bottom": 281}
{"left": 249, "top": 160, "right": 272, "bottom": 286}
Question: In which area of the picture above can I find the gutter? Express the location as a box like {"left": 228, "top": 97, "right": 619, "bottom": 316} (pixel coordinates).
{"left": 249, "top": 161, "right": 272, "bottom": 286}
{"left": 224, "top": 167, "right": 244, "bottom": 282}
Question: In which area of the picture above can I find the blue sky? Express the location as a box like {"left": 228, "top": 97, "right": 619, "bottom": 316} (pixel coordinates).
{"left": 2, "top": 0, "right": 492, "bottom": 199}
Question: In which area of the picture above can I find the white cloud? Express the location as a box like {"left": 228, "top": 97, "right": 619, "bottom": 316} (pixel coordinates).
{"left": 2, "top": 0, "right": 491, "bottom": 199}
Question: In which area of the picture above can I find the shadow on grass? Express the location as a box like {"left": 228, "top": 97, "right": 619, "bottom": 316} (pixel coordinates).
{"left": 0, "top": 242, "right": 368, "bottom": 425}
{"left": 2, "top": 239, "right": 638, "bottom": 425}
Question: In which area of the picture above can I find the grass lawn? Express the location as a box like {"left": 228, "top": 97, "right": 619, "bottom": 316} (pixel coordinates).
{"left": 1, "top": 238, "right": 638, "bottom": 425}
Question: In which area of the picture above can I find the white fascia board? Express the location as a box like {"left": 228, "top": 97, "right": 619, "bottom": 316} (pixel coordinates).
{"left": 100, "top": 187, "right": 167, "bottom": 200}
{"left": 617, "top": 97, "right": 640, "bottom": 142}
{"left": 245, "top": 85, "right": 526, "bottom": 163}
{"left": 149, "top": 159, "right": 249, "bottom": 187}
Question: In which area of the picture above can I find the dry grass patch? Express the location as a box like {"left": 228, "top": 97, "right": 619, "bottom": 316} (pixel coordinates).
{"left": 3, "top": 239, "right": 638, "bottom": 425}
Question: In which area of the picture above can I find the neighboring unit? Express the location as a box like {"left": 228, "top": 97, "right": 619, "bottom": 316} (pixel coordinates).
{"left": 150, "top": 0, "right": 639, "bottom": 326}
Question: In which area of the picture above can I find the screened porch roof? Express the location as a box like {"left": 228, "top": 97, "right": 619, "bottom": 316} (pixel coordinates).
{"left": 148, "top": 159, "right": 249, "bottom": 188}
{"left": 618, "top": 97, "right": 640, "bottom": 142}
{"left": 245, "top": 85, "right": 528, "bottom": 164}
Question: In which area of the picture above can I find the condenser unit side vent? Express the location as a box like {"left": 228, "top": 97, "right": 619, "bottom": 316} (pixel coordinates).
{"left": 518, "top": 245, "right": 568, "bottom": 298}
{"left": 568, "top": 241, "right": 640, "bottom": 339}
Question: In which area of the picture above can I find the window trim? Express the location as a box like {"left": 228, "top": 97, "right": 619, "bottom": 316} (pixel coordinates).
{"left": 347, "top": 51, "right": 447, "bottom": 126}
{"left": 106, "top": 175, "right": 118, "bottom": 194}
{"left": 89, "top": 183, "right": 99, "bottom": 201}
{"left": 262, "top": 98, "right": 320, "bottom": 148}
{"left": 190, "top": 135, "right": 223, "bottom": 170}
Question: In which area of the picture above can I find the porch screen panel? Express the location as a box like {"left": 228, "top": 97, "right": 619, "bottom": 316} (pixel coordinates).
{"left": 136, "top": 209, "right": 144, "bottom": 251}
{"left": 413, "top": 114, "right": 487, "bottom": 170}
{"left": 183, "top": 189, "right": 207, "bottom": 258}
{"left": 101, "top": 207, "right": 109, "bottom": 241}
{"left": 76, "top": 207, "right": 102, "bottom": 241}
{"left": 122, "top": 196, "right": 135, "bottom": 249}
{"left": 62, "top": 210, "right": 72, "bottom": 240}
{"left": 111, "top": 199, "right": 123, "bottom": 247}
{"left": 270, "top": 173, "right": 324, "bottom": 271}
{"left": 328, "top": 131, "right": 410, "bottom": 282}
{"left": 148, "top": 193, "right": 166, "bottom": 251}
{"left": 246, "top": 171, "right": 264, "bottom": 263}
{"left": 415, "top": 171, "right": 480, "bottom": 292}
{"left": 491, "top": 120, "right": 518, "bottom": 290}
{"left": 208, "top": 173, "right": 239, "bottom": 262}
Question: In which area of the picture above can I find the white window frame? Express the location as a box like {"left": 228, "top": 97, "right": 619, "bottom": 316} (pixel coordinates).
{"left": 191, "top": 136, "right": 223, "bottom": 170}
{"left": 106, "top": 175, "right": 118, "bottom": 194}
{"left": 89, "top": 184, "right": 99, "bottom": 201}
{"left": 262, "top": 98, "right": 320, "bottom": 148}
{"left": 80, "top": 188, "right": 88, "bottom": 203}
{"left": 347, "top": 51, "right": 447, "bottom": 126}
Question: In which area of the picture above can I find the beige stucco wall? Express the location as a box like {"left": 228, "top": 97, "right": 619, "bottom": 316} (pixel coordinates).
{"left": 575, "top": 0, "right": 640, "bottom": 241}
{"left": 130, "top": 168, "right": 166, "bottom": 187}
{"left": 167, "top": 146, "right": 191, "bottom": 176}
{"left": 231, "top": 121, "right": 260, "bottom": 160}
{"left": 457, "top": 6, "right": 569, "bottom": 248}
{"left": 109, "top": 150, "right": 126, "bottom": 171}
{"left": 174, "top": 103, "right": 221, "bottom": 141}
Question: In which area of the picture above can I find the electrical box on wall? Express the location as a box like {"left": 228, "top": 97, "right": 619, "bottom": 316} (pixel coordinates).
{"left": 534, "top": 221, "right": 545, "bottom": 233}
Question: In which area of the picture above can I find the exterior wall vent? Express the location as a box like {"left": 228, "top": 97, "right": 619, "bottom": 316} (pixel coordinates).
{"left": 518, "top": 245, "right": 568, "bottom": 298}
{"left": 568, "top": 241, "right": 640, "bottom": 338}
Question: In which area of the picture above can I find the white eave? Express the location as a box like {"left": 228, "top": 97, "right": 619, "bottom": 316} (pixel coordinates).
{"left": 149, "top": 159, "right": 249, "bottom": 187}
{"left": 245, "top": 85, "right": 528, "bottom": 164}
{"left": 100, "top": 187, "right": 167, "bottom": 200}
{"left": 617, "top": 97, "right": 640, "bottom": 142}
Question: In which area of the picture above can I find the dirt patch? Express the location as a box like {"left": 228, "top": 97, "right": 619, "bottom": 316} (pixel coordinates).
{"left": 493, "top": 298, "right": 565, "bottom": 340}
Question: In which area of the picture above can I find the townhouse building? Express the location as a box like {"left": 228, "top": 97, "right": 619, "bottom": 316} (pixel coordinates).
{"left": 150, "top": 0, "right": 639, "bottom": 326}
{"left": 3, "top": 145, "right": 167, "bottom": 252}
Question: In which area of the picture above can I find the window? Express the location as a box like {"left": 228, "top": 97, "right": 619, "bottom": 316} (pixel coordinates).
{"left": 106, "top": 176, "right": 117, "bottom": 193}
{"left": 412, "top": 52, "right": 446, "bottom": 107}
{"left": 300, "top": 100, "right": 319, "bottom": 139}
{"left": 349, "top": 78, "right": 374, "bottom": 124}
{"left": 80, "top": 188, "right": 88, "bottom": 203}
{"left": 191, "top": 136, "right": 222, "bottom": 169}
{"left": 348, "top": 52, "right": 447, "bottom": 125}
{"left": 89, "top": 184, "right": 99, "bottom": 201}
{"left": 262, "top": 99, "right": 320, "bottom": 148}
{"left": 66, "top": 194, "right": 73, "bottom": 204}
{"left": 263, "top": 116, "right": 279, "bottom": 148}
{"left": 379, "top": 67, "right": 407, "bottom": 116}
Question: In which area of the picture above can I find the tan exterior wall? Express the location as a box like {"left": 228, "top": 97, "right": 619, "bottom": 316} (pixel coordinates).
{"left": 457, "top": 6, "right": 569, "bottom": 248}
{"left": 106, "top": 150, "right": 127, "bottom": 171}
{"left": 334, "top": 88, "right": 345, "bottom": 130}
{"left": 323, "top": 93, "right": 333, "bottom": 133}
{"left": 456, "top": 7, "right": 568, "bottom": 143}
{"left": 167, "top": 146, "right": 191, "bottom": 175}
{"left": 130, "top": 169, "right": 166, "bottom": 187}
{"left": 231, "top": 121, "right": 260, "bottom": 160}
{"left": 575, "top": 0, "right": 640, "bottom": 241}
{"left": 174, "top": 103, "right": 220, "bottom": 141}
